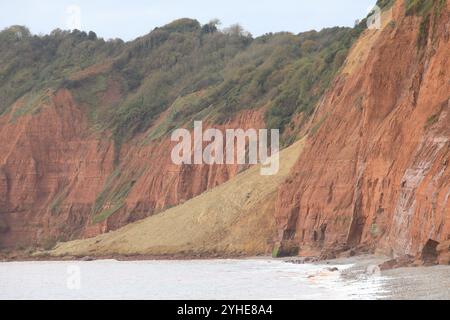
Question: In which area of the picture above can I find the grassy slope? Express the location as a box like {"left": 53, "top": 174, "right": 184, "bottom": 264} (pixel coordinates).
{"left": 48, "top": 139, "right": 305, "bottom": 257}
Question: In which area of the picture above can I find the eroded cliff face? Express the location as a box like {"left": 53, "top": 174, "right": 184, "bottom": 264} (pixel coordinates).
{"left": 0, "top": 89, "right": 114, "bottom": 247}
{"left": 276, "top": 1, "right": 450, "bottom": 257}
{"left": 1, "top": 1, "right": 449, "bottom": 259}
{"left": 47, "top": 140, "right": 305, "bottom": 259}
{"left": 101, "top": 108, "right": 264, "bottom": 235}
{"left": 0, "top": 14, "right": 362, "bottom": 251}
{"left": 0, "top": 87, "right": 263, "bottom": 248}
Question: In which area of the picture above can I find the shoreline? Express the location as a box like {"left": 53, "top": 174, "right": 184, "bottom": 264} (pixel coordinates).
{"left": 0, "top": 255, "right": 389, "bottom": 300}
{"left": 0, "top": 250, "right": 270, "bottom": 263}
{"left": 2, "top": 254, "right": 450, "bottom": 299}
{"left": 1, "top": 247, "right": 447, "bottom": 272}
{"left": 0, "top": 248, "right": 379, "bottom": 264}
{"left": 0, "top": 250, "right": 399, "bottom": 272}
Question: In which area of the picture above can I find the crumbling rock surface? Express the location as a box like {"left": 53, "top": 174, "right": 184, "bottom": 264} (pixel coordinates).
{"left": 0, "top": 88, "right": 263, "bottom": 248}
{"left": 275, "top": 1, "right": 450, "bottom": 261}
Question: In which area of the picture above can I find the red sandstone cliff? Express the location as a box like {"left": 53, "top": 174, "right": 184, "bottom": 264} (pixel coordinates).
{"left": 275, "top": 1, "right": 450, "bottom": 258}
{"left": 1, "top": 1, "right": 449, "bottom": 261}
{"left": 0, "top": 87, "right": 263, "bottom": 248}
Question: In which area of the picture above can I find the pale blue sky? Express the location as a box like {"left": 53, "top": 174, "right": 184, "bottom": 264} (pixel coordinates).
{"left": 0, "top": 0, "right": 378, "bottom": 41}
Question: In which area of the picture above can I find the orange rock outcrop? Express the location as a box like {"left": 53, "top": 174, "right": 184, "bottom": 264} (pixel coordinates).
{"left": 275, "top": 1, "right": 450, "bottom": 258}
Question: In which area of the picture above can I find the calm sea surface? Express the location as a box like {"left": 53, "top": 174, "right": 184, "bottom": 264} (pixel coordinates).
{"left": 0, "top": 258, "right": 449, "bottom": 300}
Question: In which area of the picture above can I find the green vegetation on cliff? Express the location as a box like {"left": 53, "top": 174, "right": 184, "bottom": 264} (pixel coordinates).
{"left": 0, "top": 26, "right": 124, "bottom": 116}
{"left": 0, "top": 17, "right": 367, "bottom": 148}
{"left": 4, "top": 1, "right": 445, "bottom": 146}
{"left": 404, "top": 0, "right": 447, "bottom": 48}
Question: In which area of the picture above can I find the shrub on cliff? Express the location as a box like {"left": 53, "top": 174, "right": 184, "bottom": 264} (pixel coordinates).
{"left": 0, "top": 17, "right": 365, "bottom": 147}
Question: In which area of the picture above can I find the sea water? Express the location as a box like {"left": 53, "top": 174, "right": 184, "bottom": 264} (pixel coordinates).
{"left": 0, "top": 258, "right": 393, "bottom": 300}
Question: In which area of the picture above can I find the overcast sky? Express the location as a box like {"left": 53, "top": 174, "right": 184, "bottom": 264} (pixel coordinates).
{"left": 0, "top": 0, "right": 378, "bottom": 41}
